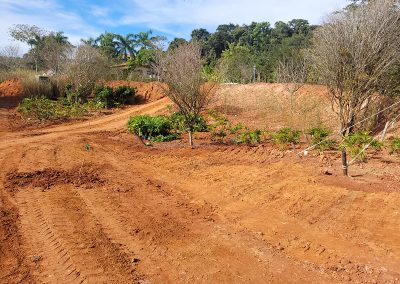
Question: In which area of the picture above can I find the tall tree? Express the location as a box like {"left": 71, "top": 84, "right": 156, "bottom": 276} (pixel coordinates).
{"left": 96, "top": 32, "right": 118, "bottom": 59}
{"left": 168, "top": 38, "right": 188, "bottom": 51}
{"left": 9, "top": 24, "right": 47, "bottom": 72}
{"left": 114, "top": 33, "right": 136, "bottom": 62}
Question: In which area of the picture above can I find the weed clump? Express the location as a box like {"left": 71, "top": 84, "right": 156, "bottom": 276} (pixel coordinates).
{"left": 272, "top": 127, "right": 301, "bottom": 148}
{"left": 389, "top": 137, "right": 400, "bottom": 155}
{"left": 307, "top": 126, "right": 337, "bottom": 151}
{"left": 342, "top": 131, "right": 382, "bottom": 161}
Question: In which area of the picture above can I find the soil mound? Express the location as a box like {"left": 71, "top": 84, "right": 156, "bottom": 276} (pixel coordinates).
{"left": 106, "top": 81, "right": 166, "bottom": 102}
{"left": 6, "top": 166, "right": 104, "bottom": 191}
{"left": 0, "top": 79, "right": 23, "bottom": 97}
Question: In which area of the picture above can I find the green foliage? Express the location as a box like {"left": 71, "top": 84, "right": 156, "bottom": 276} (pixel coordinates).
{"left": 17, "top": 96, "right": 58, "bottom": 120}
{"left": 169, "top": 112, "right": 208, "bottom": 132}
{"left": 16, "top": 96, "right": 104, "bottom": 121}
{"left": 389, "top": 137, "right": 400, "bottom": 155}
{"left": 229, "top": 123, "right": 244, "bottom": 134}
{"left": 127, "top": 112, "right": 208, "bottom": 142}
{"left": 94, "top": 85, "right": 135, "bottom": 107}
{"left": 272, "top": 127, "right": 301, "bottom": 147}
{"left": 127, "top": 115, "right": 172, "bottom": 139}
{"left": 342, "top": 131, "right": 383, "bottom": 161}
{"left": 234, "top": 128, "right": 262, "bottom": 145}
{"left": 307, "top": 126, "right": 337, "bottom": 150}
{"left": 151, "top": 133, "right": 181, "bottom": 142}
{"left": 218, "top": 44, "right": 254, "bottom": 83}
{"left": 208, "top": 109, "right": 230, "bottom": 143}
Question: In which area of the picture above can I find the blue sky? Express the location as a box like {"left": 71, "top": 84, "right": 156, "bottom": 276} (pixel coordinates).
{"left": 0, "top": 0, "right": 349, "bottom": 53}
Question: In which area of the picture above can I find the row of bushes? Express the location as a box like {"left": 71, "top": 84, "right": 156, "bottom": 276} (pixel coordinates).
{"left": 17, "top": 85, "right": 135, "bottom": 121}
{"left": 133, "top": 109, "right": 400, "bottom": 162}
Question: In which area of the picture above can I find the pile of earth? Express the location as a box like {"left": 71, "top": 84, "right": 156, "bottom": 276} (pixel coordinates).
{"left": 0, "top": 79, "right": 23, "bottom": 97}
{"left": 106, "top": 81, "right": 166, "bottom": 102}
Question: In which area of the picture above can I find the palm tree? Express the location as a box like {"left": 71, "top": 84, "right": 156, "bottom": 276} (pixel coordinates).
{"left": 135, "top": 30, "right": 155, "bottom": 50}
{"left": 95, "top": 32, "right": 118, "bottom": 58}
{"left": 80, "top": 37, "right": 97, "bottom": 47}
{"left": 114, "top": 33, "right": 136, "bottom": 62}
{"left": 27, "top": 34, "right": 45, "bottom": 73}
{"left": 52, "top": 31, "right": 69, "bottom": 45}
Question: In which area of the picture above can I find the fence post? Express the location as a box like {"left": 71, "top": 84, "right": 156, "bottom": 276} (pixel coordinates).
{"left": 341, "top": 148, "right": 348, "bottom": 176}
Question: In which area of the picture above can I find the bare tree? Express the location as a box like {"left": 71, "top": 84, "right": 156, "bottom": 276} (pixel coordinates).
{"left": 276, "top": 57, "right": 308, "bottom": 118}
{"left": 0, "top": 45, "right": 21, "bottom": 70}
{"left": 158, "top": 40, "right": 216, "bottom": 148}
{"left": 42, "top": 35, "right": 72, "bottom": 75}
{"left": 65, "top": 44, "right": 110, "bottom": 99}
{"left": 308, "top": 0, "right": 400, "bottom": 135}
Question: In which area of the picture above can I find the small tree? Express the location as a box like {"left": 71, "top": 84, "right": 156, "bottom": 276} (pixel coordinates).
{"left": 309, "top": 0, "right": 400, "bottom": 135}
{"left": 276, "top": 56, "right": 308, "bottom": 119}
{"left": 65, "top": 45, "right": 110, "bottom": 99}
{"left": 159, "top": 40, "right": 216, "bottom": 148}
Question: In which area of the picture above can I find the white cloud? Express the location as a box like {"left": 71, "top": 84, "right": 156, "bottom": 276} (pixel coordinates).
{"left": 90, "top": 5, "right": 110, "bottom": 18}
{"left": 120, "top": 0, "right": 348, "bottom": 28}
{"left": 0, "top": 0, "right": 101, "bottom": 53}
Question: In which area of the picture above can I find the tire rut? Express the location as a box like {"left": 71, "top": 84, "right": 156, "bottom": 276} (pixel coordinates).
{"left": 17, "top": 190, "right": 85, "bottom": 284}
{"left": 16, "top": 187, "right": 140, "bottom": 284}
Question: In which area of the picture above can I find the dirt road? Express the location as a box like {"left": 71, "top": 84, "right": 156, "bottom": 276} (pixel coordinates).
{"left": 1, "top": 96, "right": 400, "bottom": 283}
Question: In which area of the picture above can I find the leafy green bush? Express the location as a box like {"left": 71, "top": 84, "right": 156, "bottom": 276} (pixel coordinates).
{"left": 94, "top": 85, "right": 135, "bottom": 108}
{"left": 342, "top": 131, "right": 382, "bottom": 161}
{"left": 234, "top": 129, "right": 262, "bottom": 144}
{"left": 169, "top": 112, "right": 207, "bottom": 132}
{"left": 128, "top": 115, "right": 174, "bottom": 140}
{"left": 114, "top": 85, "right": 135, "bottom": 105}
{"left": 272, "top": 128, "right": 301, "bottom": 147}
{"left": 17, "top": 96, "right": 57, "bottom": 120}
{"left": 307, "top": 126, "right": 337, "bottom": 151}
{"left": 389, "top": 137, "right": 400, "bottom": 155}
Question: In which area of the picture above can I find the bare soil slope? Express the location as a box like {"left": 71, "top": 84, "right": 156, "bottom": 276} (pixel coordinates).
{"left": 0, "top": 83, "right": 399, "bottom": 283}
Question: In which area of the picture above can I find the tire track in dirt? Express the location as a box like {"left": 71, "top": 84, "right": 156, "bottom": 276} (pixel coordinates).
{"left": 16, "top": 190, "right": 86, "bottom": 284}
{"left": 16, "top": 186, "right": 141, "bottom": 284}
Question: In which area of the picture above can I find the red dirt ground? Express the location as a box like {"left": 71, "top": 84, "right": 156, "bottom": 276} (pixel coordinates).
{"left": 0, "top": 83, "right": 400, "bottom": 283}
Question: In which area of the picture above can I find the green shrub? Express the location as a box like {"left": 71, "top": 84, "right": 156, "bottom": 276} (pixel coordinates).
{"left": 94, "top": 85, "right": 135, "bottom": 108}
{"left": 169, "top": 112, "right": 208, "bottom": 132}
{"left": 234, "top": 129, "right": 262, "bottom": 144}
{"left": 114, "top": 85, "right": 135, "bottom": 105}
{"left": 272, "top": 128, "right": 301, "bottom": 147}
{"left": 307, "top": 126, "right": 337, "bottom": 151}
{"left": 389, "top": 137, "right": 400, "bottom": 155}
{"left": 342, "top": 131, "right": 382, "bottom": 161}
{"left": 128, "top": 115, "right": 173, "bottom": 139}
{"left": 17, "top": 96, "right": 57, "bottom": 120}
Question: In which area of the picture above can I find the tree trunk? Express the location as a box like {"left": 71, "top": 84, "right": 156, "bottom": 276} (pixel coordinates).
{"left": 188, "top": 130, "right": 193, "bottom": 149}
